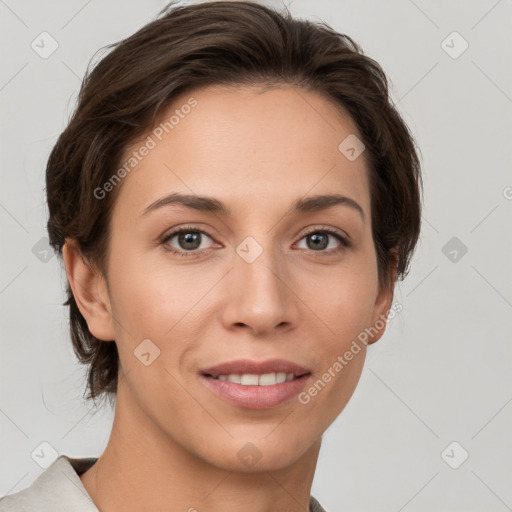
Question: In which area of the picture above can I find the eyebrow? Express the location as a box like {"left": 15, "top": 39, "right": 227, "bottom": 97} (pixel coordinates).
{"left": 141, "top": 192, "right": 365, "bottom": 222}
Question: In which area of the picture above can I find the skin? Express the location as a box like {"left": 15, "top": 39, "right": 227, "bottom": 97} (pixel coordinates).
{"left": 64, "top": 84, "right": 396, "bottom": 512}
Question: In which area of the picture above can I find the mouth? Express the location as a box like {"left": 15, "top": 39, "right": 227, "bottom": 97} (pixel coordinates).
{"left": 199, "top": 359, "right": 312, "bottom": 409}
{"left": 204, "top": 372, "right": 306, "bottom": 385}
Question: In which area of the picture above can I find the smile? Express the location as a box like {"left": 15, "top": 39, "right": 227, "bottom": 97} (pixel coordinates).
{"left": 210, "top": 372, "right": 297, "bottom": 385}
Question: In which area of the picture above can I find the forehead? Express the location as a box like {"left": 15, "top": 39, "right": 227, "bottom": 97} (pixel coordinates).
{"left": 113, "top": 85, "right": 371, "bottom": 221}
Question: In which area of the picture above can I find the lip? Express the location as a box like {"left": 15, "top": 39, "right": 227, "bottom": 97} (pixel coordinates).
{"left": 199, "top": 358, "right": 312, "bottom": 410}
{"left": 200, "top": 358, "right": 311, "bottom": 378}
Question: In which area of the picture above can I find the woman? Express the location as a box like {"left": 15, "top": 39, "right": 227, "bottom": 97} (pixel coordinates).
{"left": 0, "top": 1, "right": 421, "bottom": 510}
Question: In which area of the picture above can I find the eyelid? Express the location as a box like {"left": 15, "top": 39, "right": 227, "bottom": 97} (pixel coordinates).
{"left": 299, "top": 225, "right": 350, "bottom": 244}
{"left": 160, "top": 225, "right": 217, "bottom": 257}
{"left": 295, "top": 225, "right": 351, "bottom": 253}
{"left": 160, "top": 224, "right": 351, "bottom": 257}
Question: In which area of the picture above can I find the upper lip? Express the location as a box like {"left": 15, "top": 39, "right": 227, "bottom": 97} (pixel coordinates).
{"left": 201, "top": 358, "right": 311, "bottom": 378}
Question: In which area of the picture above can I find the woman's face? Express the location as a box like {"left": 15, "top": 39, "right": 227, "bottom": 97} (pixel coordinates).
{"left": 92, "top": 85, "right": 393, "bottom": 471}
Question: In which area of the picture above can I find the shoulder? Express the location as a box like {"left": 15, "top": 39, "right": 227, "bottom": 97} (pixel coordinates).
{"left": 0, "top": 455, "right": 98, "bottom": 512}
{"left": 310, "top": 494, "right": 328, "bottom": 512}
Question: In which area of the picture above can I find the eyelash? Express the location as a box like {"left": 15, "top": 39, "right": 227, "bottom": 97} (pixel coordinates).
{"left": 160, "top": 225, "right": 351, "bottom": 258}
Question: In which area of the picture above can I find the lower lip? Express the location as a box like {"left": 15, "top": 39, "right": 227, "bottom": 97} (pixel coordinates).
{"left": 200, "top": 374, "right": 311, "bottom": 410}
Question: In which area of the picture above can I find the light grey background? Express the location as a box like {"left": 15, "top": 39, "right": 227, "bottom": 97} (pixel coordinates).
{"left": 1, "top": 1, "right": 511, "bottom": 510}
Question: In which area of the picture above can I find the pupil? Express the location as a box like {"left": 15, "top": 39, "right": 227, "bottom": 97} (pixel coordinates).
{"left": 309, "top": 233, "right": 327, "bottom": 250}
{"left": 179, "top": 232, "right": 200, "bottom": 250}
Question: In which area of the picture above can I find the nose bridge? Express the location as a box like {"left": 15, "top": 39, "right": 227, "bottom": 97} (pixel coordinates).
{"left": 235, "top": 233, "right": 284, "bottom": 301}
{"left": 222, "top": 233, "right": 295, "bottom": 333}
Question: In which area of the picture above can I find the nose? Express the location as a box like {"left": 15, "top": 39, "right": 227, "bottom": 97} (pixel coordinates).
{"left": 220, "top": 241, "right": 299, "bottom": 336}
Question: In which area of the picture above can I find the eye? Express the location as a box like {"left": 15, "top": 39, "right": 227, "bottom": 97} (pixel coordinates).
{"left": 160, "top": 225, "right": 350, "bottom": 258}
{"left": 161, "top": 228, "right": 215, "bottom": 257}
{"left": 295, "top": 227, "right": 350, "bottom": 254}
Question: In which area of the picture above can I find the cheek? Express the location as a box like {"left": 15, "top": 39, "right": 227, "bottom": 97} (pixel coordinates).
{"left": 308, "top": 260, "right": 378, "bottom": 344}
{"left": 104, "top": 248, "right": 165, "bottom": 363}
{"left": 300, "top": 275, "right": 374, "bottom": 424}
{"left": 300, "top": 252, "right": 377, "bottom": 414}
{"left": 106, "top": 252, "right": 223, "bottom": 372}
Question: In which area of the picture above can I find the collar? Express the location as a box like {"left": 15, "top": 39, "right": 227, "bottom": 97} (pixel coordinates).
{"left": 1, "top": 455, "right": 98, "bottom": 512}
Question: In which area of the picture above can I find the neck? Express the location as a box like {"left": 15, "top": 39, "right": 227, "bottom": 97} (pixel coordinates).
{"left": 80, "top": 377, "right": 321, "bottom": 512}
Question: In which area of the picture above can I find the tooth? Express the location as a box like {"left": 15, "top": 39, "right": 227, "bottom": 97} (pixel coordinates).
{"left": 276, "top": 372, "right": 287, "bottom": 384}
{"left": 258, "top": 372, "right": 277, "bottom": 386}
{"left": 240, "top": 374, "right": 259, "bottom": 385}
{"left": 215, "top": 372, "right": 296, "bottom": 385}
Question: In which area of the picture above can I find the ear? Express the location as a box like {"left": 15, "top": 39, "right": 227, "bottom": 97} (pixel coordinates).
{"left": 62, "top": 238, "right": 116, "bottom": 342}
{"left": 366, "top": 249, "right": 398, "bottom": 346}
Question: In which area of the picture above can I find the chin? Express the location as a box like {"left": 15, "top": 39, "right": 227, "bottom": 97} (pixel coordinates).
{"left": 201, "top": 432, "right": 317, "bottom": 473}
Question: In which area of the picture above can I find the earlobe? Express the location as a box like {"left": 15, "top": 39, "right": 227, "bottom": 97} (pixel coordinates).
{"left": 62, "top": 238, "right": 115, "bottom": 342}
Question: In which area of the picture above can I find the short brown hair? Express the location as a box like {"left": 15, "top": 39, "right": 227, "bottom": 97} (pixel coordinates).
{"left": 46, "top": 0, "right": 422, "bottom": 403}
